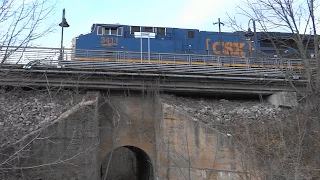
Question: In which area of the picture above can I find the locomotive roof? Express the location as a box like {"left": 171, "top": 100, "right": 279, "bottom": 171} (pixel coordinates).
{"left": 89, "top": 23, "right": 315, "bottom": 39}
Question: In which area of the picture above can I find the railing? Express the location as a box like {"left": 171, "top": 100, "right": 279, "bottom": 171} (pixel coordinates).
{"left": 0, "top": 46, "right": 62, "bottom": 65}
{"left": 73, "top": 48, "right": 305, "bottom": 69}
{"left": 0, "top": 46, "right": 307, "bottom": 71}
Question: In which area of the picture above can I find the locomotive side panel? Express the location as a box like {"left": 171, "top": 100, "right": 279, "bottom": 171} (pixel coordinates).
{"left": 169, "top": 29, "right": 252, "bottom": 56}
{"left": 198, "top": 31, "right": 251, "bottom": 56}
{"left": 73, "top": 23, "right": 315, "bottom": 61}
{"left": 120, "top": 25, "right": 176, "bottom": 53}
{"left": 73, "top": 23, "right": 252, "bottom": 58}
{"left": 172, "top": 28, "right": 200, "bottom": 54}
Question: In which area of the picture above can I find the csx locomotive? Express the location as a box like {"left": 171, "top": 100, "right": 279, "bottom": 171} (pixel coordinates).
{"left": 71, "top": 23, "right": 314, "bottom": 63}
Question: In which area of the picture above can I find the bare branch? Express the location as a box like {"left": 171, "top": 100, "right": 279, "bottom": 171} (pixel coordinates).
{"left": 0, "top": 0, "right": 57, "bottom": 65}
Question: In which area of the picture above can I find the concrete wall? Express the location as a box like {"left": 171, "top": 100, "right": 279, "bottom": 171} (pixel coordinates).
{"left": 156, "top": 103, "right": 243, "bottom": 180}
{"left": 97, "top": 92, "right": 245, "bottom": 180}
{"left": 0, "top": 92, "right": 101, "bottom": 180}
{"left": 1, "top": 91, "right": 249, "bottom": 180}
{"left": 97, "top": 91, "right": 157, "bottom": 180}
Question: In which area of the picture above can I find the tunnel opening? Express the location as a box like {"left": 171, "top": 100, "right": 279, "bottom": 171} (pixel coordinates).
{"left": 100, "top": 146, "right": 154, "bottom": 180}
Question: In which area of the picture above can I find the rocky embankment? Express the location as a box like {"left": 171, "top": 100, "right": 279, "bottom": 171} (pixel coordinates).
{"left": 0, "top": 90, "right": 284, "bottom": 149}
{"left": 161, "top": 94, "right": 283, "bottom": 128}
{"left": 0, "top": 89, "right": 83, "bottom": 148}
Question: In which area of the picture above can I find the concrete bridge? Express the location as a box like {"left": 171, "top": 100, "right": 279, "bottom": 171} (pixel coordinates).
{"left": 0, "top": 46, "right": 307, "bottom": 96}
{"left": 0, "top": 46, "right": 303, "bottom": 179}
{"left": 0, "top": 88, "right": 283, "bottom": 180}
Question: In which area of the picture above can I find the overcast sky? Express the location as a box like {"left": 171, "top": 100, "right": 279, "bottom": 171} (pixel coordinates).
{"left": 36, "top": 0, "right": 243, "bottom": 48}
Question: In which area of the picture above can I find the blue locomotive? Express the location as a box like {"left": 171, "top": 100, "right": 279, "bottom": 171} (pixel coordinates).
{"left": 71, "top": 23, "right": 313, "bottom": 62}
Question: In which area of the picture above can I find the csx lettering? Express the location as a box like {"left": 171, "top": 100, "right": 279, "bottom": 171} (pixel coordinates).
{"left": 212, "top": 41, "right": 245, "bottom": 56}
{"left": 101, "top": 37, "right": 118, "bottom": 46}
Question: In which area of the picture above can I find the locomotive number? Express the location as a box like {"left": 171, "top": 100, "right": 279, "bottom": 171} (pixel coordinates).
{"left": 101, "top": 37, "right": 118, "bottom": 46}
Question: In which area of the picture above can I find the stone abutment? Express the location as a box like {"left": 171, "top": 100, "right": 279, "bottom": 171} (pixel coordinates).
{"left": 0, "top": 90, "right": 283, "bottom": 179}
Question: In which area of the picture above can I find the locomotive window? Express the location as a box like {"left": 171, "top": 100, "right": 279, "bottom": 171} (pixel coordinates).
{"left": 145, "top": 27, "right": 153, "bottom": 33}
{"left": 117, "top": 27, "right": 123, "bottom": 36}
{"left": 110, "top": 28, "right": 117, "bottom": 35}
{"left": 102, "top": 27, "right": 121, "bottom": 36}
{"left": 188, "top": 31, "right": 194, "bottom": 38}
{"left": 131, "top": 26, "right": 141, "bottom": 34}
{"left": 104, "top": 28, "right": 109, "bottom": 35}
{"left": 97, "top": 26, "right": 103, "bottom": 35}
{"left": 156, "top": 27, "right": 166, "bottom": 35}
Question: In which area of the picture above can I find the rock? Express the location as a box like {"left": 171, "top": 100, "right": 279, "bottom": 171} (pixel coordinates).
{"left": 35, "top": 115, "right": 41, "bottom": 121}
{"left": 0, "top": 89, "right": 83, "bottom": 148}
{"left": 161, "top": 93, "right": 282, "bottom": 129}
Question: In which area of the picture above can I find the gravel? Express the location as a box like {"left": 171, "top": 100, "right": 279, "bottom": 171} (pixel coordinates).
{"left": 0, "top": 90, "right": 283, "bottom": 149}
{"left": 0, "top": 89, "right": 83, "bottom": 148}
{"left": 161, "top": 94, "right": 283, "bottom": 127}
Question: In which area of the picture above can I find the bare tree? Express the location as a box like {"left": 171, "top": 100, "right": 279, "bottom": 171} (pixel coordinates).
{"left": 226, "top": 103, "right": 320, "bottom": 180}
{"left": 224, "top": 1, "right": 320, "bottom": 179}
{"left": 0, "top": 87, "right": 101, "bottom": 179}
{"left": 228, "top": 0, "right": 320, "bottom": 96}
{"left": 0, "top": 0, "right": 57, "bottom": 65}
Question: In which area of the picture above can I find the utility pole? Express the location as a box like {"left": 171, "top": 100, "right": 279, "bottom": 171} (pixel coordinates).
{"left": 213, "top": 18, "right": 225, "bottom": 55}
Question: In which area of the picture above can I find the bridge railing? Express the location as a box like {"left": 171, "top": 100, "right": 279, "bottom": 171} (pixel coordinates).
{"left": 0, "top": 46, "right": 309, "bottom": 71}
{"left": 0, "top": 46, "right": 64, "bottom": 65}
{"left": 74, "top": 48, "right": 306, "bottom": 70}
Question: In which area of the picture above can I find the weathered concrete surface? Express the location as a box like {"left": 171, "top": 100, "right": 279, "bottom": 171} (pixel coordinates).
{"left": 157, "top": 102, "right": 242, "bottom": 179}
{"left": 98, "top": 92, "right": 157, "bottom": 180}
{"left": 0, "top": 91, "right": 100, "bottom": 180}
{"left": 0, "top": 89, "right": 83, "bottom": 149}
{"left": 97, "top": 92, "right": 275, "bottom": 179}
{"left": 1, "top": 90, "right": 283, "bottom": 179}
{"left": 267, "top": 91, "right": 298, "bottom": 108}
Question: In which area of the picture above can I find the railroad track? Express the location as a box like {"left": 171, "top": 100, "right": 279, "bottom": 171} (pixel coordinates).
{"left": 0, "top": 62, "right": 307, "bottom": 95}
{"left": 2, "top": 58, "right": 303, "bottom": 77}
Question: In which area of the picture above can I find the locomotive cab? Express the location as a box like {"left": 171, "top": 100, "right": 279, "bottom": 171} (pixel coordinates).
{"left": 96, "top": 24, "right": 123, "bottom": 48}
{"left": 73, "top": 24, "right": 124, "bottom": 61}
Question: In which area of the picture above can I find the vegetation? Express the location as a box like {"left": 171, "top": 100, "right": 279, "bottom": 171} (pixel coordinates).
{"left": 225, "top": 0, "right": 320, "bottom": 179}
{"left": 1, "top": 0, "right": 320, "bottom": 179}
{"left": 0, "top": 0, "right": 57, "bottom": 64}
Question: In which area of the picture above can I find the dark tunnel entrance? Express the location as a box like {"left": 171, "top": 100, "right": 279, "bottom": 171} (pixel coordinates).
{"left": 100, "top": 146, "right": 154, "bottom": 180}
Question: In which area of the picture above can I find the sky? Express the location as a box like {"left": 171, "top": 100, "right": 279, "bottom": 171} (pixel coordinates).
{"left": 35, "top": 0, "right": 243, "bottom": 48}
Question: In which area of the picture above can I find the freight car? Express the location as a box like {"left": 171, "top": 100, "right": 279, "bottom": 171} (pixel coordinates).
{"left": 71, "top": 23, "right": 314, "bottom": 65}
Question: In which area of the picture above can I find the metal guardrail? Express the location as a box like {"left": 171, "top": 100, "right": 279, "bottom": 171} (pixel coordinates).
{"left": 0, "top": 46, "right": 306, "bottom": 80}
{"left": 0, "top": 46, "right": 304, "bottom": 66}
{"left": 0, "top": 46, "right": 308, "bottom": 94}
{"left": 0, "top": 46, "right": 61, "bottom": 65}
{"left": 73, "top": 48, "right": 305, "bottom": 69}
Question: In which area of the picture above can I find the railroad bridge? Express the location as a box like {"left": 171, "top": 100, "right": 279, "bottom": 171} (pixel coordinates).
{"left": 1, "top": 90, "right": 250, "bottom": 180}
{"left": 0, "top": 89, "right": 298, "bottom": 180}
{"left": 0, "top": 46, "right": 307, "bottom": 180}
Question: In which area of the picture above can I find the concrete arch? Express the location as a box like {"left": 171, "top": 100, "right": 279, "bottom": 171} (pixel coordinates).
{"left": 100, "top": 146, "right": 154, "bottom": 180}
